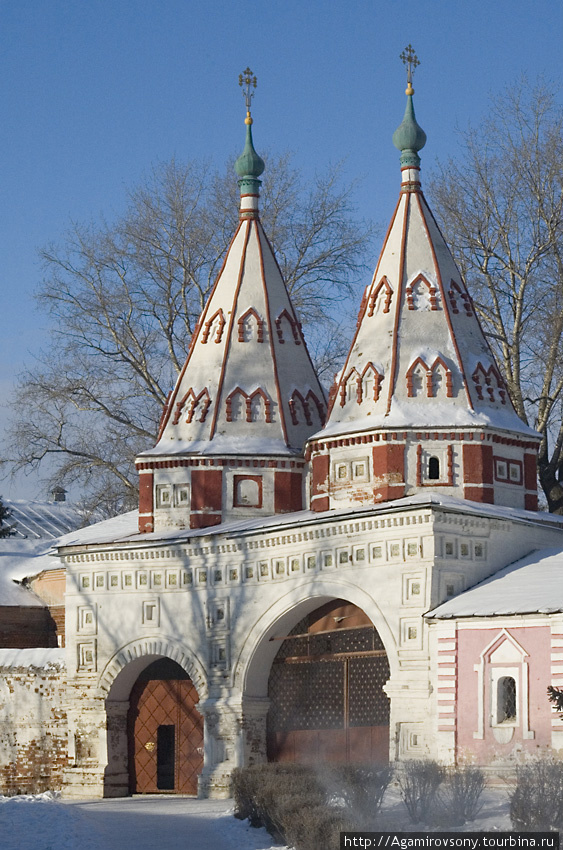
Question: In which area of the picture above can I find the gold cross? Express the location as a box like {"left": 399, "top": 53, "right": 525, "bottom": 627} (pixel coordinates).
{"left": 239, "top": 67, "right": 257, "bottom": 111}
{"left": 400, "top": 44, "right": 420, "bottom": 94}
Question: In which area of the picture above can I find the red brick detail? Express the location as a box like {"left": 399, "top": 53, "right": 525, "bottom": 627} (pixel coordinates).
{"left": 233, "top": 474, "right": 263, "bottom": 508}
{"left": 524, "top": 453, "right": 537, "bottom": 491}
{"left": 368, "top": 276, "right": 393, "bottom": 316}
{"left": 464, "top": 486, "right": 495, "bottom": 503}
{"left": 311, "top": 495, "right": 330, "bottom": 512}
{"left": 463, "top": 443, "right": 493, "bottom": 485}
{"left": 201, "top": 308, "right": 225, "bottom": 344}
{"left": 406, "top": 357, "right": 430, "bottom": 397}
{"left": 525, "top": 493, "right": 538, "bottom": 511}
{"left": 372, "top": 443, "right": 405, "bottom": 501}
{"left": 237, "top": 307, "right": 264, "bottom": 342}
{"left": 274, "top": 470, "right": 303, "bottom": 513}
{"left": 311, "top": 454, "right": 330, "bottom": 511}
{"left": 275, "top": 309, "right": 301, "bottom": 345}
{"left": 173, "top": 387, "right": 211, "bottom": 425}
{"left": 138, "top": 471, "right": 154, "bottom": 533}
{"left": 191, "top": 469, "right": 222, "bottom": 512}
{"left": 406, "top": 274, "right": 438, "bottom": 310}
{"left": 190, "top": 513, "right": 222, "bottom": 529}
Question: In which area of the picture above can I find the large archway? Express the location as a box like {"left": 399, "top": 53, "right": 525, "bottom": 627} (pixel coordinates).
{"left": 266, "top": 599, "right": 390, "bottom": 764}
{"left": 127, "top": 658, "right": 203, "bottom": 794}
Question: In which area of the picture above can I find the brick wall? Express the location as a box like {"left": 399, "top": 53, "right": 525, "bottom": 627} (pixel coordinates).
{"left": 0, "top": 650, "right": 67, "bottom": 795}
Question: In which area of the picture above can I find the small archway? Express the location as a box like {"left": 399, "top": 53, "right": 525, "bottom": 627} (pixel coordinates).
{"left": 101, "top": 639, "right": 207, "bottom": 797}
{"left": 266, "top": 599, "right": 390, "bottom": 764}
{"left": 127, "top": 658, "right": 203, "bottom": 794}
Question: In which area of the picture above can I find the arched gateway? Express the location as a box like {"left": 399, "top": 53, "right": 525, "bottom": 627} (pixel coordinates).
{"left": 127, "top": 658, "right": 203, "bottom": 794}
{"left": 266, "top": 600, "right": 390, "bottom": 764}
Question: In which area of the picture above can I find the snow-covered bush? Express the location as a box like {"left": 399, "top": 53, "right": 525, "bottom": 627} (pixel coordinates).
{"left": 509, "top": 758, "right": 563, "bottom": 830}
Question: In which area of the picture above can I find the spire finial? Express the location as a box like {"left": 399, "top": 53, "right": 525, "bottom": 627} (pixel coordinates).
{"left": 239, "top": 67, "right": 257, "bottom": 125}
{"left": 235, "top": 67, "right": 265, "bottom": 215}
{"left": 400, "top": 44, "right": 420, "bottom": 96}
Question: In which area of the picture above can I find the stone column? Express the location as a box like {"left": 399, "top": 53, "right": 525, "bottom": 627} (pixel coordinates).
{"left": 103, "top": 699, "right": 130, "bottom": 797}
{"left": 196, "top": 695, "right": 270, "bottom": 798}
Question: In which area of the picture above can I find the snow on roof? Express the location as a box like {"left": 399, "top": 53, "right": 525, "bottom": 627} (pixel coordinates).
{"left": 427, "top": 547, "right": 563, "bottom": 618}
{"left": 0, "top": 647, "right": 65, "bottom": 669}
{"left": 139, "top": 436, "right": 302, "bottom": 457}
{"left": 313, "top": 400, "right": 539, "bottom": 441}
{"left": 55, "top": 493, "right": 563, "bottom": 551}
{"left": 4, "top": 499, "right": 85, "bottom": 540}
{"left": 0, "top": 538, "right": 62, "bottom": 607}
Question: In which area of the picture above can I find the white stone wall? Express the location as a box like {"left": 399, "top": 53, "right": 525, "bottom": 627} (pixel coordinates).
{"left": 0, "top": 649, "right": 66, "bottom": 794}
{"left": 60, "top": 501, "right": 563, "bottom": 796}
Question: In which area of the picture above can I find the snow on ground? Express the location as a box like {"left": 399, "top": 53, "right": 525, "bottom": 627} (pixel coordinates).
{"left": 0, "top": 793, "right": 280, "bottom": 850}
{"left": 0, "top": 785, "right": 515, "bottom": 850}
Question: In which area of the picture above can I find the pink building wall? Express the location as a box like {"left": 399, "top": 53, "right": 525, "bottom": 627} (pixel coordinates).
{"left": 455, "top": 625, "right": 552, "bottom": 762}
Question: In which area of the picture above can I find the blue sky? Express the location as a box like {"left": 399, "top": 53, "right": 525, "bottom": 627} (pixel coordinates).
{"left": 0, "top": 0, "right": 561, "bottom": 499}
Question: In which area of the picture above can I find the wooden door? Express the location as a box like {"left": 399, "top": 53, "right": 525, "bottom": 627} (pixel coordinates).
{"left": 267, "top": 601, "right": 390, "bottom": 765}
{"left": 128, "top": 661, "right": 203, "bottom": 794}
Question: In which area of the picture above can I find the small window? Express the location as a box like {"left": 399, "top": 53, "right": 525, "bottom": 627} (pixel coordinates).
{"left": 234, "top": 476, "right": 262, "bottom": 508}
{"left": 175, "top": 484, "right": 190, "bottom": 506}
{"left": 336, "top": 464, "right": 348, "bottom": 480}
{"left": 156, "top": 485, "right": 172, "bottom": 508}
{"left": 495, "top": 460, "right": 508, "bottom": 481}
{"left": 445, "top": 541, "right": 454, "bottom": 556}
{"left": 307, "top": 555, "right": 316, "bottom": 570}
{"left": 509, "top": 463, "right": 522, "bottom": 484}
{"left": 446, "top": 583, "right": 455, "bottom": 597}
{"left": 497, "top": 676, "right": 517, "bottom": 723}
{"left": 428, "top": 456, "right": 440, "bottom": 479}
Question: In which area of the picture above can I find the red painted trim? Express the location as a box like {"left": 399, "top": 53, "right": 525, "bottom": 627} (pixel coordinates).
{"left": 326, "top": 195, "right": 403, "bottom": 421}
{"left": 208, "top": 221, "right": 253, "bottom": 438}
{"left": 158, "top": 221, "right": 244, "bottom": 436}
{"left": 386, "top": 194, "right": 410, "bottom": 414}
{"left": 201, "top": 308, "right": 226, "bottom": 344}
{"left": 233, "top": 474, "right": 263, "bottom": 508}
{"left": 255, "top": 222, "right": 290, "bottom": 444}
{"left": 368, "top": 276, "right": 393, "bottom": 316}
{"left": 258, "top": 222, "right": 327, "bottom": 409}
{"left": 414, "top": 193, "right": 474, "bottom": 410}
{"left": 405, "top": 273, "right": 438, "bottom": 311}
{"left": 237, "top": 306, "right": 264, "bottom": 343}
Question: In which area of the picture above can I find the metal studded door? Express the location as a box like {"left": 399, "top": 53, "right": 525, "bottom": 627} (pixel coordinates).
{"left": 127, "top": 659, "right": 203, "bottom": 794}
{"left": 267, "top": 601, "right": 390, "bottom": 764}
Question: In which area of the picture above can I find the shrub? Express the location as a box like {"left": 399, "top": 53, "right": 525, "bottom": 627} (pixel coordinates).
{"left": 398, "top": 759, "right": 445, "bottom": 823}
{"left": 429, "top": 766, "right": 485, "bottom": 827}
{"left": 284, "top": 804, "right": 353, "bottom": 850}
{"left": 509, "top": 759, "right": 563, "bottom": 831}
{"left": 329, "top": 764, "right": 393, "bottom": 828}
{"left": 231, "top": 763, "right": 324, "bottom": 840}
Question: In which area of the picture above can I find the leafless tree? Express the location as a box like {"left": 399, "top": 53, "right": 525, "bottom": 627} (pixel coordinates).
{"left": 430, "top": 79, "right": 563, "bottom": 512}
{"left": 5, "top": 154, "right": 373, "bottom": 513}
